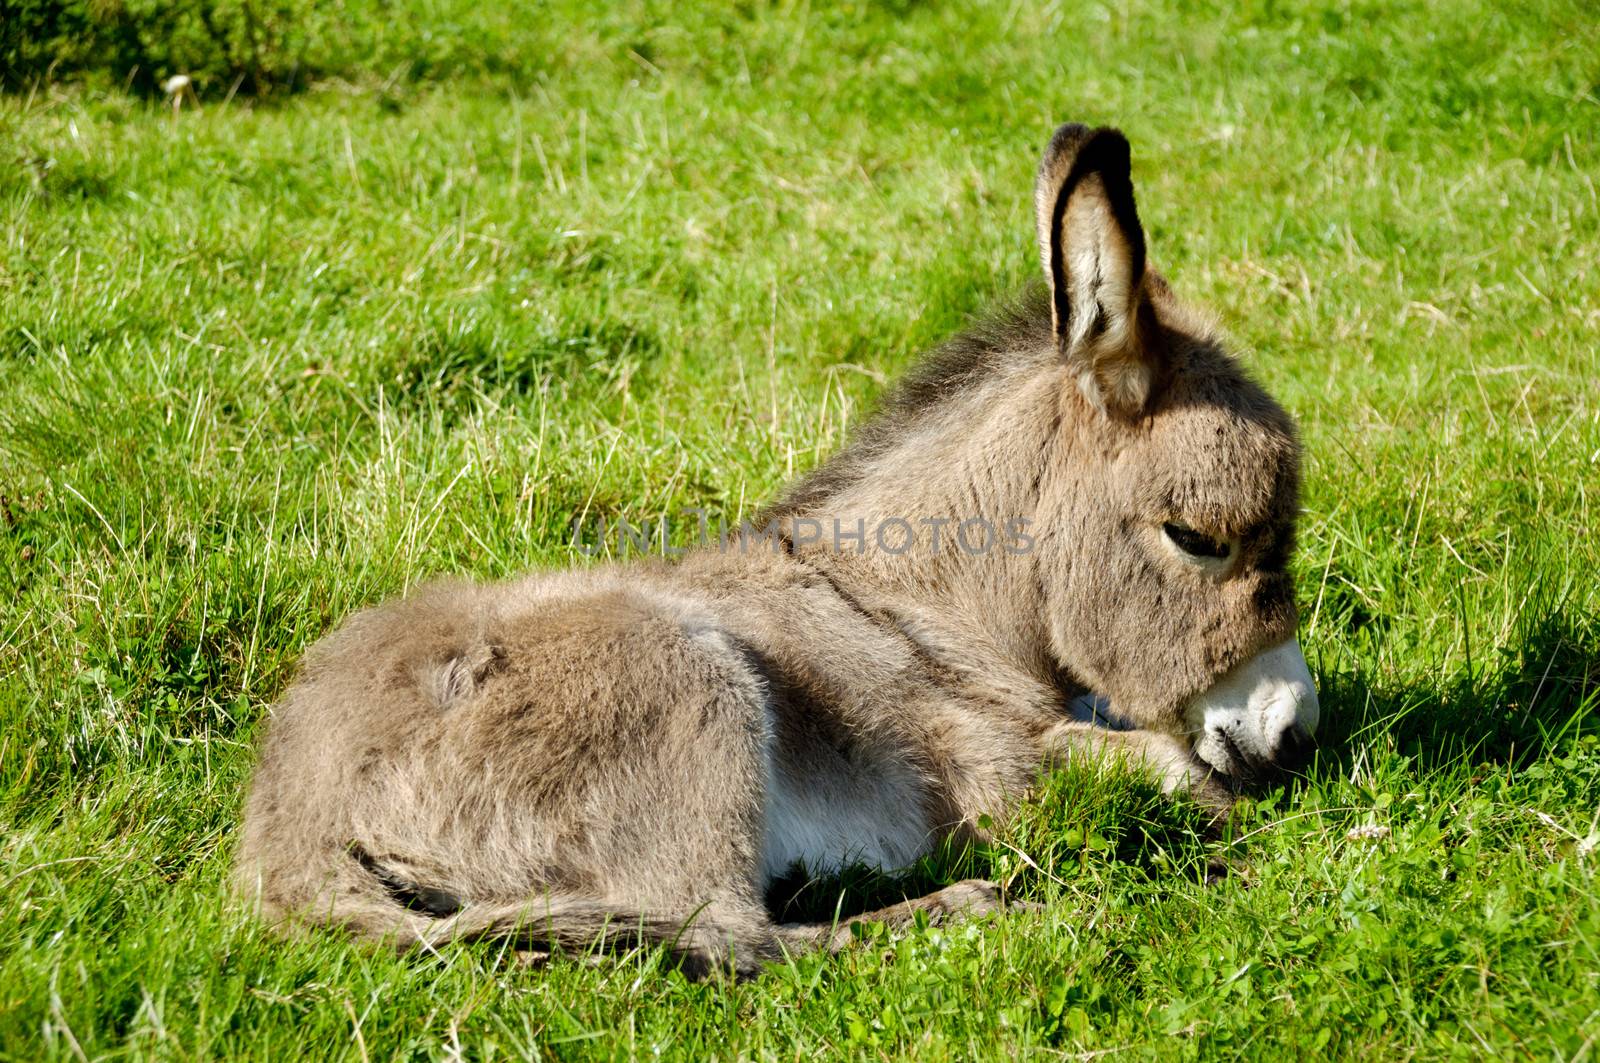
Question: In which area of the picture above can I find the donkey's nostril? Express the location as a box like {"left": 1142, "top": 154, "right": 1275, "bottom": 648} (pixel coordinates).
{"left": 1272, "top": 724, "right": 1316, "bottom": 774}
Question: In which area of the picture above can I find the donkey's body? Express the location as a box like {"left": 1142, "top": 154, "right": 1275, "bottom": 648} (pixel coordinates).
{"left": 236, "top": 126, "right": 1321, "bottom": 975}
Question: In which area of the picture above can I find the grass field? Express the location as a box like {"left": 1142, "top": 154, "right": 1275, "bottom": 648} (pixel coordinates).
{"left": 3, "top": 0, "right": 1599, "bottom": 1057}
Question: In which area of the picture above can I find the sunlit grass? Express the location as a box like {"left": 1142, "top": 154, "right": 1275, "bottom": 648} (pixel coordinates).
{"left": 2, "top": 0, "right": 1597, "bottom": 1056}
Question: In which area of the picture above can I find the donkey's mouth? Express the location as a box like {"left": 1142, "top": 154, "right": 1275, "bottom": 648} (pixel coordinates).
{"left": 1064, "top": 639, "right": 1319, "bottom": 787}
{"left": 1214, "top": 726, "right": 1269, "bottom": 784}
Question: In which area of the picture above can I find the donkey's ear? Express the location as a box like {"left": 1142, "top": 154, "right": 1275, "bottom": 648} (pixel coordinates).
{"left": 1035, "top": 124, "right": 1162, "bottom": 417}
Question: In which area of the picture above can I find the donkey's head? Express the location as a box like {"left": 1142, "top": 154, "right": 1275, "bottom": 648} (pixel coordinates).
{"left": 1034, "top": 124, "right": 1318, "bottom": 781}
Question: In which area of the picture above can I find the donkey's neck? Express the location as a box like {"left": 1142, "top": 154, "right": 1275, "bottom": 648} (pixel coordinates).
{"left": 773, "top": 339, "right": 1068, "bottom": 683}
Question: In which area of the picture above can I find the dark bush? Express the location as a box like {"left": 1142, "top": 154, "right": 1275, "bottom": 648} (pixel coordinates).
{"left": 1, "top": 0, "right": 369, "bottom": 94}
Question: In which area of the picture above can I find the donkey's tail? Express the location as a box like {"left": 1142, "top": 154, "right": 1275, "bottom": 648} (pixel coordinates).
{"left": 325, "top": 846, "right": 778, "bottom": 978}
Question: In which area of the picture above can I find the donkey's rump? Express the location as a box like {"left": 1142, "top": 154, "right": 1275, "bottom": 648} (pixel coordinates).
{"left": 234, "top": 573, "right": 774, "bottom": 939}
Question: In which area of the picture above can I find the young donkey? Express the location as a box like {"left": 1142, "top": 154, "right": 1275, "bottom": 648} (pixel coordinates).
{"left": 236, "top": 124, "right": 1320, "bottom": 975}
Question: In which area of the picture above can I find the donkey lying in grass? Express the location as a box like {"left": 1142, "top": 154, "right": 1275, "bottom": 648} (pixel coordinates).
{"left": 236, "top": 123, "right": 1320, "bottom": 976}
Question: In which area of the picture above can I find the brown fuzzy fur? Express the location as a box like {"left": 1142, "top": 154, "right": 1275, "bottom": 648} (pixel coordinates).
{"left": 235, "top": 124, "right": 1304, "bottom": 976}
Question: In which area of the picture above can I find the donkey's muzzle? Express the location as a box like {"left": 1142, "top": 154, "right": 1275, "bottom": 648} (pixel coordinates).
{"left": 1184, "top": 639, "right": 1321, "bottom": 782}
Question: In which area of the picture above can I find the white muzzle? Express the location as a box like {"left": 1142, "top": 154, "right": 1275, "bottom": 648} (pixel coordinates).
{"left": 1183, "top": 638, "right": 1319, "bottom": 778}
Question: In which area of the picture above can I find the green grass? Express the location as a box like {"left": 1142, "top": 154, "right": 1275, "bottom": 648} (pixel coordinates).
{"left": 3, "top": 0, "right": 1599, "bottom": 1057}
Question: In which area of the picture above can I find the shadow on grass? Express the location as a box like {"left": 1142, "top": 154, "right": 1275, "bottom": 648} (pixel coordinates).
{"left": 1309, "top": 607, "right": 1600, "bottom": 781}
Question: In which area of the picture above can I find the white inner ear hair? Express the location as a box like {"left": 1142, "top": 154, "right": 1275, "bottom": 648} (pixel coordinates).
{"left": 1063, "top": 184, "right": 1150, "bottom": 414}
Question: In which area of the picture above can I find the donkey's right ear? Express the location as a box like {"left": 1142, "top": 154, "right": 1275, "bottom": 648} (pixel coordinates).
{"left": 1034, "top": 124, "right": 1163, "bottom": 418}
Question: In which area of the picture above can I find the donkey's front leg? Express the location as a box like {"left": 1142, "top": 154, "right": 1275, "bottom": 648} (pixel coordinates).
{"left": 1040, "top": 720, "right": 1236, "bottom": 817}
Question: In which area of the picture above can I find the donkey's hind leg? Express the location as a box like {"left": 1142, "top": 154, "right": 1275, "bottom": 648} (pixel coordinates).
{"left": 773, "top": 879, "right": 1023, "bottom": 955}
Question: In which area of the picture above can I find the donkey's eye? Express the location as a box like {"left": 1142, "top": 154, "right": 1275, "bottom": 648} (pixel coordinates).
{"left": 1163, "top": 522, "right": 1231, "bottom": 560}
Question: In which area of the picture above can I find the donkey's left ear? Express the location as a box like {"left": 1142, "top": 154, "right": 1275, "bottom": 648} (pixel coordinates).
{"left": 1035, "top": 124, "right": 1165, "bottom": 417}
